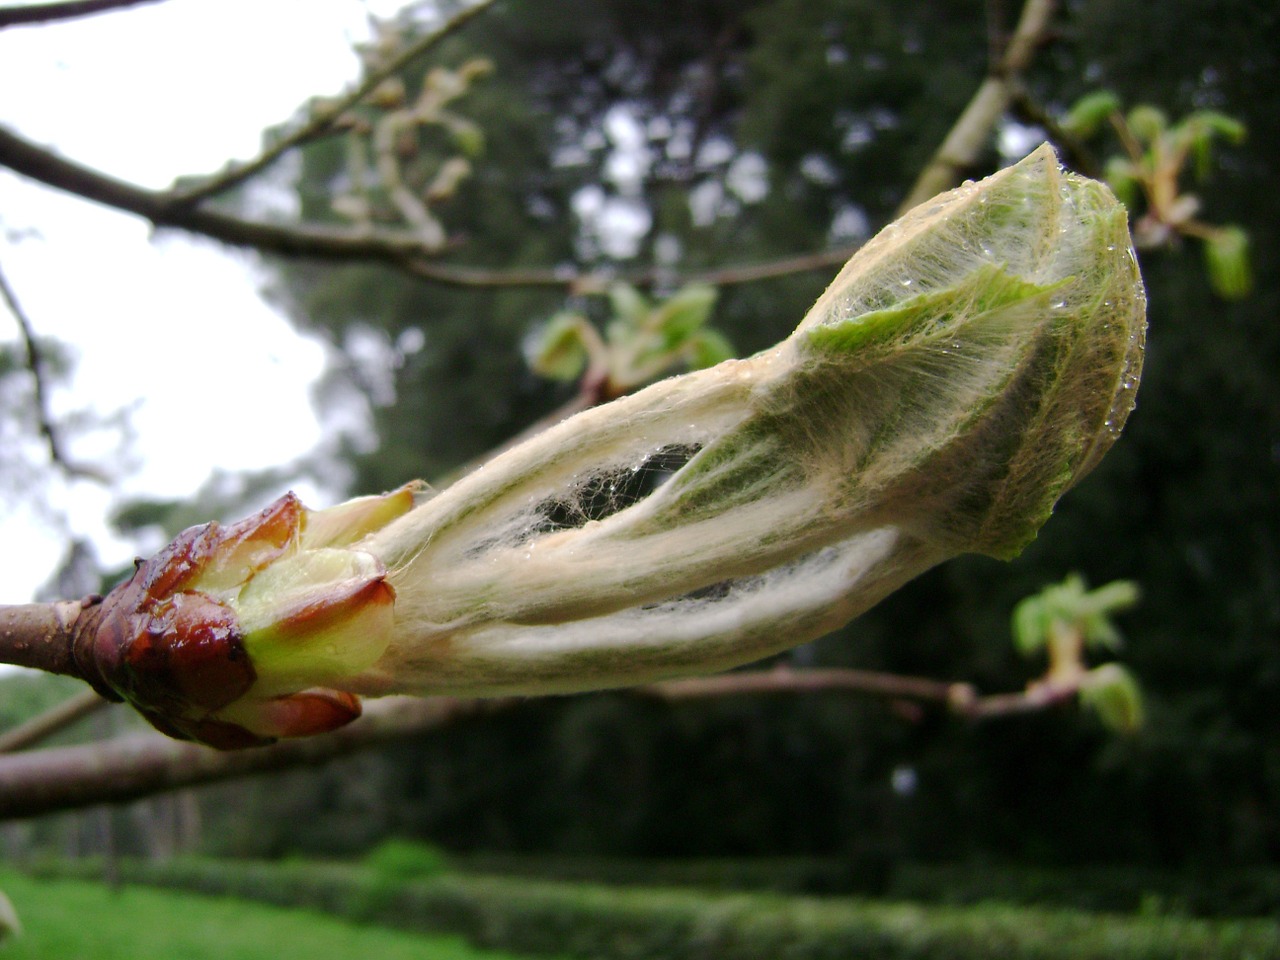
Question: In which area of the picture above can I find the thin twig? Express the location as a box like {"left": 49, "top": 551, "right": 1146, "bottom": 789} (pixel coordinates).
{"left": 0, "top": 689, "right": 107, "bottom": 754}
{"left": 401, "top": 243, "right": 861, "bottom": 293}
{"left": 637, "top": 666, "right": 1081, "bottom": 720}
{"left": 0, "top": 261, "right": 63, "bottom": 465}
{"left": 1, "top": 125, "right": 861, "bottom": 291}
{"left": 0, "top": 260, "right": 106, "bottom": 479}
{"left": 0, "top": 601, "right": 93, "bottom": 679}
{"left": 0, "top": 695, "right": 514, "bottom": 820}
{"left": 0, "top": 125, "right": 456, "bottom": 263}
{"left": 171, "top": 0, "right": 497, "bottom": 207}
{"left": 898, "top": 0, "right": 1057, "bottom": 212}
{"left": 0, "top": 0, "right": 167, "bottom": 29}
{"left": 643, "top": 666, "right": 964, "bottom": 705}
{"left": 0, "top": 665, "right": 1092, "bottom": 819}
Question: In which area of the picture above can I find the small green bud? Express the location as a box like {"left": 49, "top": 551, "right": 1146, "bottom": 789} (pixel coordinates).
{"left": 1126, "top": 105, "right": 1168, "bottom": 143}
{"left": 1204, "top": 225, "right": 1252, "bottom": 300}
{"left": 526, "top": 312, "right": 592, "bottom": 381}
{"left": 608, "top": 284, "right": 652, "bottom": 328}
{"left": 1080, "top": 663, "right": 1144, "bottom": 733}
{"left": 1061, "top": 90, "right": 1121, "bottom": 138}
{"left": 1103, "top": 157, "right": 1140, "bottom": 210}
{"left": 651, "top": 284, "right": 718, "bottom": 348}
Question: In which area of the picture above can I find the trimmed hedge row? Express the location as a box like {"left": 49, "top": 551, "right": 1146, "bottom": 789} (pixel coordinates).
{"left": 30, "top": 857, "right": 1280, "bottom": 960}
{"left": 451, "top": 854, "right": 1280, "bottom": 918}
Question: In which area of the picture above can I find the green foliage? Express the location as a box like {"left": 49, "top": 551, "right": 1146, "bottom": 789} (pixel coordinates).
{"left": 525, "top": 283, "right": 730, "bottom": 394}
{"left": 1203, "top": 224, "right": 1252, "bottom": 300}
{"left": 887, "top": 860, "right": 1280, "bottom": 919}
{"left": 1011, "top": 574, "right": 1140, "bottom": 657}
{"left": 365, "top": 838, "right": 451, "bottom": 883}
{"left": 0, "top": 868, "right": 545, "bottom": 960}
{"left": 24, "top": 858, "right": 1280, "bottom": 960}
{"left": 1060, "top": 90, "right": 1122, "bottom": 139}
{"left": 525, "top": 312, "right": 596, "bottom": 382}
{"left": 1079, "top": 663, "right": 1145, "bottom": 734}
{"left": 1060, "top": 90, "right": 1253, "bottom": 299}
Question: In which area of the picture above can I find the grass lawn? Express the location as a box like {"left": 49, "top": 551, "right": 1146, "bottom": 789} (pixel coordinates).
{"left": 0, "top": 868, "right": 555, "bottom": 960}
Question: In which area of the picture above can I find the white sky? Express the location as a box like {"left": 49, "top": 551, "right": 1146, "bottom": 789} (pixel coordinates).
{"left": 0, "top": 0, "right": 412, "bottom": 602}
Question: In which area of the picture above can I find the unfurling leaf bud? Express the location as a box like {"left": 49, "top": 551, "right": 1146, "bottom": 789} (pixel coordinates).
{"left": 81, "top": 145, "right": 1145, "bottom": 748}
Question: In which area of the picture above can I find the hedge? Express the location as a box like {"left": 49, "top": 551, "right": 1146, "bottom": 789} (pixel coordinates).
{"left": 449, "top": 854, "right": 1280, "bottom": 918}
{"left": 28, "top": 857, "right": 1280, "bottom": 960}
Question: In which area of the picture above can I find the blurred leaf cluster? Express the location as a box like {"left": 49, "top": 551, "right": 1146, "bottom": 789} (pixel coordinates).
{"left": 1012, "top": 575, "right": 1143, "bottom": 733}
{"left": 526, "top": 283, "right": 732, "bottom": 397}
{"left": 324, "top": 43, "right": 493, "bottom": 250}
{"left": 1061, "top": 91, "right": 1252, "bottom": 299}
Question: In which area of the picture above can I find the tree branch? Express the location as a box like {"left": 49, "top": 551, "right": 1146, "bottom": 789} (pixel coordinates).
{"left": 0, "top": 125, "right": 459, "bottom": 264}
{"left": 645, "top": 666, "right": 967, "bottom": 706}
{"left": 0, "top": 0, "right": 167, "bottom": 29}
{"left": 1, "top": 124, "right": 862, "bottom": 292}
{"left": 0, "top": 0, "right": 1055, "bottom": 300}
{"left": 0, "top": 689, "right": 106, "bottom": 754}
{"left": 0, "top": 259, "right": 109, "bottom": 480}
{"left": 402, "top": 243, "right": 862, "bottom": 294}
{"left": 0, "top": 600, "right": 94, "bottom": 678}
{"left": 0, "top": 695, "right": 512, "bottom": 820}
{"left": 170, "top": 0, "right": 497, "bottom": 207}
{"left": 0, "top": 665, "right": 1096, "bottom": 820}
{"left": 897, "top": 0, "right": 1057, "bottom": 212}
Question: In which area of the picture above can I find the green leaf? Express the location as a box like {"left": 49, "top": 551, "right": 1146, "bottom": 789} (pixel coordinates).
{"left": 1061, "top": 90, "right": 1121, "bottom": 138}
{"left": 1080, "top": 612, "right": 1124, "bottom": 651}
{"left": 653, "top": 284, "right": 719, "bottom": 348}
{"left": 685, "top": 328, "right": 736, "bottom": 369}
{"left": 526, "top": 312, "right": 591, "bottom": 381}
{"left": 1204, "top": 225, "right": 1252, "bottom": 300}
{"left": 1102, "top": 157, "right": 1139, "bottom": 210}
{"left": 608, "top": 284, "right": 652, "bottom": 329}
{"left": 1083, "top": 579, "right": 1141, "bottom": 616}
{"left": 1184, "top": 109, "right": 1247, "bottom": 145}
{"left": 1177, "top": 111, "right": 1244, "bottom": 180}
{"left": 1012, "top": 594, "right": 1050, "bottom": 655}
{"left": 1081, "top": 663, "right": 1144, "bottom": 733}
{"left": 1126, "top": 105, "right": 1168, "bottom": 143}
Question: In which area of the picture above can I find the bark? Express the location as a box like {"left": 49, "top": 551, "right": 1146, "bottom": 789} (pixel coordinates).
{"left": 0, "top": 696, "right": 512, "bottom": 820}
{"left": 0, "top": 669, "right": 1087, "bottom": 820}
{"left": 0, "top": 0, "right": 167, "bottom": 29}
{"left": 0, "top": 602, "right": 89, "bottom": 678}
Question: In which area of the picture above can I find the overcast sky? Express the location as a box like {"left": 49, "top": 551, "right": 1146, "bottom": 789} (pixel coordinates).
{"left": 0, "top": 0, "right": 411, "bottom": 602}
